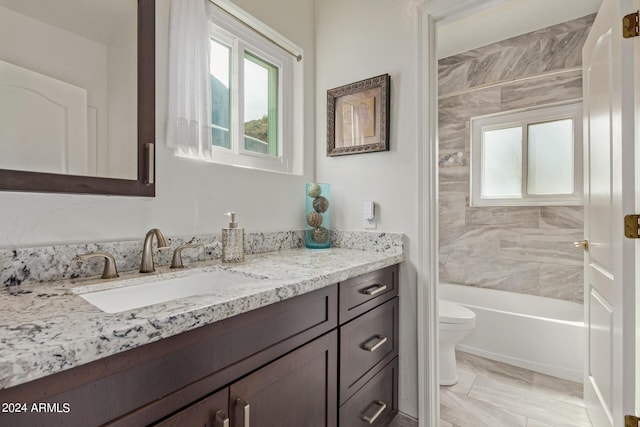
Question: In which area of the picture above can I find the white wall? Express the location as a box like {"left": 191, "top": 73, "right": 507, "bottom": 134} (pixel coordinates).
{"left": 106, "top": 8, "right": 138, "bottom": 180}
{"left": 315, "top": 0, "right": 419, "bottom": 417}
{"left": 0, "top": 0, "right": 315, "bottom": 248}
{"left": 0, "top": 5, "right": 108, "bottom": 177}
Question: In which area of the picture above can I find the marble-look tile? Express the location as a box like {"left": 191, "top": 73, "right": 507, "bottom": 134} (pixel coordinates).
{"left": 468, "top": 376, "right": 591, "bottom": 426}
{"left": 462, "top": 256, "right": 539, "bottom": 292}
{"left": 439, "top": 420, "right": 454, "bottom": 427}
{"left": 465, "top": 207, "right": 540, "bottom": 228}
{"left": 446, "top": 352, "right": 592, "bottom": 427}
{"left": 526, "top": 419, "right": 553, "bottom": 427}
{"left": 439, "top": 166, "right": 469, "bottom": 194}
{"left": 467, "top": 45, "right": 543, "bottom": 89}
{"left": 499, "top": 228, "right": 584, "bottom": 266}
{"left": 538, "top": 264, "right": 583, "bottom": 303}
{"left": 439, "top": 59, "right": 471, "bottom": 97}
{"left": 438, "top": 121, "right": 467, "bottom": 153}
{"left": 439, "top": 192, "right": 467, "bottom": 231}
{"left": 440, "top": 87, "right": 503, "bottom": 120}
{"left": 441, "top": 384, "right": 528, "bottom": 427}
{"left": 499, "top": 70, "right": 583, "bottom": 111}
{"left": 443, "top": 359, "right": 477, "bottom": 395}
{"left": 540, "top": 206, "right": 584, "bottom": 229}
{"left": 440, "top": 227, "right": 501, "bottom": 257}
{"left": 439, "top": 253, "right": 466, "bottom": 285}
{"left": 456, "top": 352, "right": 535, "bottom": 387}
{"left": 458, "top": 353, "right": 585, "bottom": 407}
{"left": 542, "top": 25, "right": 593, "bottom": 71}
{"left": 437, "top": 14, "right": 591, "bottom": 306}
{"left": 531, "top": 14, "right": 595, "bottom": 40}
{"left": 532, "top": 371, "right": 584, "bottom": 404}
{"left": 439, "top": 15, "right": 594, "bottom": 94}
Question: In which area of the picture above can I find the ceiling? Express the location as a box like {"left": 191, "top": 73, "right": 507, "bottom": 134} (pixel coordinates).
{"left": 437, "top": 0, "right": 602, "bottom": 58}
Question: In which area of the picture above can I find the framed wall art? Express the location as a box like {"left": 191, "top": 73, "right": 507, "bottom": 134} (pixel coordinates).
{"left": 326, "top": 73, "right": 390, "bottom": 156}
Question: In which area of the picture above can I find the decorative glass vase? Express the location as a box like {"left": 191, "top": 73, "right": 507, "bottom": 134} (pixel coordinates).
{"left": 305, "top": 183, "right": 331, "bottom": 249}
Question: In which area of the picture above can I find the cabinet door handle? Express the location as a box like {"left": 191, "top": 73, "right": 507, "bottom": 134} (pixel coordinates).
{"left": 360, "top": 400, "right": 387, "bottom": 424}
{"left": 361, "top": 284, "right": 387, "bottom": 296}
{"left": 236, "top": 398, "right": 250, "bottom": 427}
{"left": 362, "top": 335, "right": 388, "bottom": 352}
{"left": 214, "top": 410, "right": 230, "bottom": 427}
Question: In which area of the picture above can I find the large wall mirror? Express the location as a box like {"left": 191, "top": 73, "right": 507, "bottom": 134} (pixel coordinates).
{"left": 0, "top": 0, "right": 155, "bottom": 196}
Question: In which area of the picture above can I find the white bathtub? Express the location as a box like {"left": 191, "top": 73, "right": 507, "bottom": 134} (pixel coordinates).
{"left": 440, "top": 283, "right": 585, "bottom": 383}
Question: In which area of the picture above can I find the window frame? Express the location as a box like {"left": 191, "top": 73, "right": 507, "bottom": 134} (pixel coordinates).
{"left": 205, "top": 1, "right": 301, "bottom": 175}
{"left": 470, "top": 101, "right": 583, "bottom": 207}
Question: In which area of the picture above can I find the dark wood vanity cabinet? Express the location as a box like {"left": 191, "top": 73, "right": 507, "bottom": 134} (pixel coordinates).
{"left": 153, "top": 388, "right": 229, "bottom": 427}
{"left": 154, "top": 331, "right": 337, "bottom": 427}
{"left": 338, "top": 265, "right": 399, "bottom": 426}
{"left": 0, "top": 264, "right": 399, "bottom": 427}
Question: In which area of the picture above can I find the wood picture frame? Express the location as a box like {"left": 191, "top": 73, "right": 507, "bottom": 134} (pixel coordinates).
{"left": 326, "top": 74, "right": 390, "bottom": 156}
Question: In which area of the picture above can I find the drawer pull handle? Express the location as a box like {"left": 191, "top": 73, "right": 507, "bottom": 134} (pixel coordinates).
{"left": 362, "top": 335, "right": 388, "bottom": 352}
{"left": 214, "top": 410, "right": 230, "bottom": 427}
{"left": 361, "top": 400, "right": 387, "bottom": 424}
{"left": 362, "top": 284, "right": 387, "bottom": 296}
{"left": 236, "top": 398, "right": 250, "bottom": 427}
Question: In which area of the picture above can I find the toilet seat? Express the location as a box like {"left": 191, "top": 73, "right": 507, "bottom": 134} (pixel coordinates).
{"left": 439, "top": 299, "right": 476, "bottom": 324}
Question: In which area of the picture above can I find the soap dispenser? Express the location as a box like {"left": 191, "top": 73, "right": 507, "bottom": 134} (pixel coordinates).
{"left": 222, "top": 212, "right": 244, "bottom": 263}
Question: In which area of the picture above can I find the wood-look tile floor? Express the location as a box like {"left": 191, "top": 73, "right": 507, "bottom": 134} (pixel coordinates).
{"left": 389, "top": 412, "right": 419, "bottom": 426}
{"left": 440, "top": 351, "right": 592, "bottom": 427}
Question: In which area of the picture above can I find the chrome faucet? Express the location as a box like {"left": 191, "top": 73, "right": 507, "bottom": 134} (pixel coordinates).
{"left": 140, "top": 228, "right": 170, "bottom": 273}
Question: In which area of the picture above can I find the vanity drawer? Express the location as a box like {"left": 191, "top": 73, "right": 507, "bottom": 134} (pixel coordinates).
{"left": 339, "top": 264, "right": 398, "bottom": 324}
{"left": 339, "top": 297, "right": 398, "bottom": 404}
{"left": 339, "top": 358, "right": 398, "bottom": 427}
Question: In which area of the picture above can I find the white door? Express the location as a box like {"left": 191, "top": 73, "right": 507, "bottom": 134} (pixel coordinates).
{"left": 582, "top": 0, "right": 637, "bottom": 425}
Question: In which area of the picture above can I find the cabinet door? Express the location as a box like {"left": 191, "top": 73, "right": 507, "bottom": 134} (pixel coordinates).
{"left": 153, "top": 388, "right": 229, "bottom": 427}
{"left": 230, "top": 330, "right": 337, "bottom": 427}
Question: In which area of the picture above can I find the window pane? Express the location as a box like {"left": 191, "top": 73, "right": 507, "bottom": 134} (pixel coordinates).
{"left": 482, "top": 127, "right": 522, "bottom": 197}
{"left": 527, "top": 119, "right": 574, "bottom": 195}
{"left": 244, "top": 52, "right": 278, "bottom": 156}
{"left": 210, "top": 39, "right": 231, "bottom": 149}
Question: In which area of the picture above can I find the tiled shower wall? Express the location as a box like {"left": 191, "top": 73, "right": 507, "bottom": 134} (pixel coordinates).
{"left": 438, "top": 15, "right": 594, "bottom": 304}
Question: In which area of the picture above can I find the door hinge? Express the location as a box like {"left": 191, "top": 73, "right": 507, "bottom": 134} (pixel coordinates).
{"left": 625, "top": 415, "right": 640, "bottom": 427}
{"left": 623, "top": 12, "right": 640, "bottom": 38}
{"left": 624, "top": 215, "right": 640, "bottom": 238}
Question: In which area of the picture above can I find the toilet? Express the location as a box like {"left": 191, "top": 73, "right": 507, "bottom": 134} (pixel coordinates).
{"left": 439, "top": 299, "right": 476, "bottom": 386}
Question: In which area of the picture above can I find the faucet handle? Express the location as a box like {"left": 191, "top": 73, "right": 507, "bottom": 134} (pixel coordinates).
{"left": 76, "top": 253, "right": 119, "bottom": 279}
{"left": 170, "top": 244, "right": 203, "bottom": 269}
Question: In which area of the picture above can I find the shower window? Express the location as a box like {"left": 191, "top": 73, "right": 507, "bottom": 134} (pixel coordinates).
{"left": 470, "top": 101, "right": 583, "bottom": 206}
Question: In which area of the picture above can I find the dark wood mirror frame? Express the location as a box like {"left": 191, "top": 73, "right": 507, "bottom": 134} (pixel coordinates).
{"left": 0, "top": 0, "right": 155, "bottom": 197}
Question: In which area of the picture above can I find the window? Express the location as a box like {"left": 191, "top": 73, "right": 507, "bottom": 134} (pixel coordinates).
{"left": 470, "top": 102, "right": 583, "bottom": 206}
{"left": 206, "top": 1, "right": 302, "bottom": 174}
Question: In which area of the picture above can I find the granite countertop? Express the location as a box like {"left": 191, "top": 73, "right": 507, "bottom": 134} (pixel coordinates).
{"left": 0, "top": 247, "right": 404, "bottom": 390}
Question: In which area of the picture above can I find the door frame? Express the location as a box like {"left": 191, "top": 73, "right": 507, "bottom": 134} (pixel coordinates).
{"left": 415, "top": 2, "right": 511, "bottom": 426}
{"left": 417, "top": 1, "right": 639, "bottom": 425}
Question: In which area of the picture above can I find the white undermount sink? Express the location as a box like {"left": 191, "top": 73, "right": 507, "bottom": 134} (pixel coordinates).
{"left": 75, "top": 270, "right": 260, "bottom": 314}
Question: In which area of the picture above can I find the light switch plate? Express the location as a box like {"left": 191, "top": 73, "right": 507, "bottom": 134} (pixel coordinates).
{"left": 363, "top": 200, "right": 376, "bottom": 229}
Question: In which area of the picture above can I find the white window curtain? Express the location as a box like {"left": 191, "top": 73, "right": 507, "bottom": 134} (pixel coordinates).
{"left": 166, "top": 0, "right": 212, "bottom": 159}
